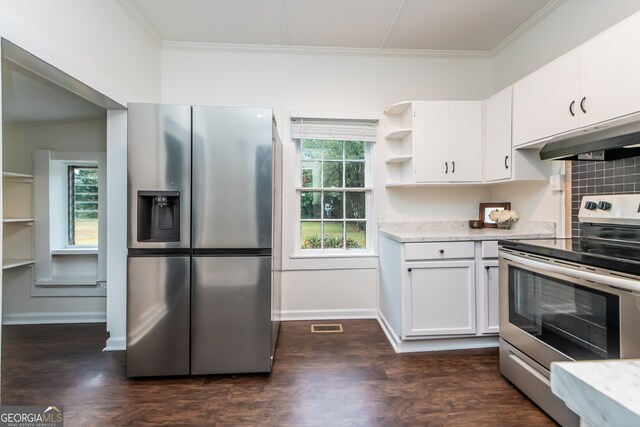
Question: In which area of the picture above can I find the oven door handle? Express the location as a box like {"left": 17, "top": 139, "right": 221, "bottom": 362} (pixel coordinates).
{"left": 505, "top": 254, "right": 640, "bottom": 293}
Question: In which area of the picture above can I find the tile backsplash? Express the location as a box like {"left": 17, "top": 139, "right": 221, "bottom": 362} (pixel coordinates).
{"left": 571, "top": 156, "right": 640, "bottom": 238}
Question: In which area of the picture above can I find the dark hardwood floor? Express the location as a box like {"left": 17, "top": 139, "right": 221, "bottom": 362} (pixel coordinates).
{"left": 2, "top": 320, "right": 556, "bottom": 426}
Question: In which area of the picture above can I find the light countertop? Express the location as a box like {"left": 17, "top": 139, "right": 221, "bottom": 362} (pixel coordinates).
{"left": 551, "top": 360, "right": 640, "bottom": 427}
{"left": 378, "top": 220, "right": 555, "bottom": 243}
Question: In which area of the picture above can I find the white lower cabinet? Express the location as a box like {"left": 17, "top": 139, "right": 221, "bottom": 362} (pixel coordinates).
{"left": 406, "top": 261, "right": 476, "bottom": 336}
{"left": 478, "top": 260, "right": 499, "bottom": 334}
{"left": 378, "top": 235, "right": 500, "bottom": 348}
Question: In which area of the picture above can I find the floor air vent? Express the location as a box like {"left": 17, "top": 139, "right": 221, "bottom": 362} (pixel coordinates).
{"left": 311, "top": 324, "right": 343, "bottom": 333}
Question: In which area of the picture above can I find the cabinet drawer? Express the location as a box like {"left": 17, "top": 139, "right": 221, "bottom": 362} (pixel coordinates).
{"left": 404, "top": 241, "right": 474, "bottom": 261}
{"left": 481, "top": 241, "right": 499, "bottom": 259}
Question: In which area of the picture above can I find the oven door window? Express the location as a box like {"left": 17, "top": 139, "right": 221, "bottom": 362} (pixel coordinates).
{"left": 508, "top": 266, "right": 620, "bottom": 360}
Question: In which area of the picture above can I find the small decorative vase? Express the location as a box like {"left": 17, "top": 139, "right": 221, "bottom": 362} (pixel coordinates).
{"left": 497, "top": 220, "right": 511, "bottom": 230}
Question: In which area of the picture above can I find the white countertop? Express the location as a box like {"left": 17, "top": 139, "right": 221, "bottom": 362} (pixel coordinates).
{"left": 551, "top": 360, "right": 640, "bottom": 427}
{"left": 378, "top": 220, "right": 555, "bottom": 242}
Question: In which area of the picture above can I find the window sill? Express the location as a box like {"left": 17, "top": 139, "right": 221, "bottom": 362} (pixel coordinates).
{"left": 290, "top": 252, "right": 377, "bottom": 259}
{"left": 51, "top": 248, "right": 98, "bottom": 255}
{"left": 284, "top": 252, "right": 378, "bottom": 271}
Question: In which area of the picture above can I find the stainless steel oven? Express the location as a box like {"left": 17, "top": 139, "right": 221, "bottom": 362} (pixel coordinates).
{"left": 498, "top": 194, "right": 640, "bottom": 427}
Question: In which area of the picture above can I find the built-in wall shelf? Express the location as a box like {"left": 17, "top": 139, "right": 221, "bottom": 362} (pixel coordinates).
{"left": 2, "top": 259, "right": 35, "bottom": 270}
{"left": 386, "top": 101, "right": 412, "bottom": 115}
{"left": 385, "top": 129, "right": 412, "bottom": 140}
{"left": 3, "top": 172, "right": 34, "bottom": 179}
{"left": 3, "top": 218, "right": 34, "bottom": 223}
{"left": 3, "top": 169, "right": 35, "bottom": 274}
{"left": 386, "top": 155, "right": 412, "bottom": 164}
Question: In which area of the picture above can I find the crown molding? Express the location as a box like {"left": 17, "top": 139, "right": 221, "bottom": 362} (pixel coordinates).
{"left": 491, "top": 0, "right": 567, "bottom": 55}
{"left": 114, "top": 0, "right": 163, "bottom": 46}
{"left": 162, "top": 41, "right": 493, "bottom": 59}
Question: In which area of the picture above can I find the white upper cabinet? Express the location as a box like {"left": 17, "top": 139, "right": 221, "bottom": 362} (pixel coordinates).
{"left": 484, "top": 87, "right": 513, "bottom": 181}
{"left": 512, "top": 51, "right": 580, "bottom": 146}
{"left": 383, "top": 101, "right": 482, "bottom": 186}
{"left": 413, "top": 101, "right": 482, "bottom": 183}
{"left": 413, "top": 102, "right": 449, "bottom": 182}
{"left": 484, "top": 87, "right": 551, "bottom": 182}
{"left": 513, "top": 12, "right": 640, "bottom": 147}
{"left": 448, "top": 102, "right": 483, "bottom": 182}
{"left": 580, "top": 12, "right": 640, "bottom": 127}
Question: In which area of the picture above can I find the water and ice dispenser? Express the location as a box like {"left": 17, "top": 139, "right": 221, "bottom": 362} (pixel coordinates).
{"left": 137, "top": 191, "right": 181, "bottom": 242}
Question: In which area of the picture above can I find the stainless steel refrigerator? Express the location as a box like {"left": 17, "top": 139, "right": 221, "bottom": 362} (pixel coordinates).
{"left": 126, "top": 103, "right": 282, "bottom": 377}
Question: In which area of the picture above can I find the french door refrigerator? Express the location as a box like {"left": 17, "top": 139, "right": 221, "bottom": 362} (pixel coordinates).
{"left": 126, "top": 103, "right": 282, "bottom": 377}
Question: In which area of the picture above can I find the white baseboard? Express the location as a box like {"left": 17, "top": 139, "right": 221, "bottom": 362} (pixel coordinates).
{"left": 377, "top": 310, "right": 499, "bottom": 353}
{"left": 104, "top": 336, "right": 126, "bottom": 351}
{"left": 280, "top": 308, "right": 378, "bottom": 321}
{"left": 2, "top": 311, "right": 106, "bottom": 325}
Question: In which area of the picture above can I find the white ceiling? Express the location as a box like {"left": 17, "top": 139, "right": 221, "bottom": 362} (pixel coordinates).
{"left": 126, "top": 0, "right": 564, "bottom": 53}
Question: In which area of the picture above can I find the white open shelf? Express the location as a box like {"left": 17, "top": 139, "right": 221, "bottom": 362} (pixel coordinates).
{"left": 3, "top": 218, "right": 34, "bottom": 223}
{"left": 386, "top": 155, "right": 412, "bottom": 164}
{"left": 3, "top": 172, "right": 34, "bottom": 179}
{"left": 385, "top": 129, "right": 412, "bottom": 140}
{"left": 386, "top": 101, "right": 412, "bottom": 115}
{"left": 2, "top": 259, "right": 35, "bottom": 270}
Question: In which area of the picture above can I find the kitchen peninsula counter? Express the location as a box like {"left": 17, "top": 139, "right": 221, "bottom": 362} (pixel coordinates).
{"left": 551, "top": 360, "right": 640, "bottom": 427}
{"left": 378, "top": 220, "right": 555, "bottom": 243}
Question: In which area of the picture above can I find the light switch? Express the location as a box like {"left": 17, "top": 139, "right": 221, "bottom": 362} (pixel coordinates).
{"left": 550, "top": 174, "right": 564, "bottom": 191}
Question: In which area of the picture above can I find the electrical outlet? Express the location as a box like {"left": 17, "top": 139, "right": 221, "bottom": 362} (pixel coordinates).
{"left": 550, "top": 174, "right": 564, "bottom": 191}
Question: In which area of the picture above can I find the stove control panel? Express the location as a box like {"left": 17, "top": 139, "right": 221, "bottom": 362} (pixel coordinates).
{"left": 579, "top": 194, "right": 640, "bottom": 225}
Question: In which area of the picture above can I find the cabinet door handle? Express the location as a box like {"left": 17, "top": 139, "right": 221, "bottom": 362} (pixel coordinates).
{"left": 439, "top": 249, "right": 444, "bottom": 254}
{"left": 569, "top": 100, "right": 575, "bottom": 116}
{"left": 445, "top": 162, "right": 448, "bottom": 174}
{"left": 504, "top": 155, "right": 509, "bottom": 169}
{"left": 451, "top": 161, "right": 455, "bottom": 174}
{"left": 580, "top": 96, "right": 587, "bottom": 114}
{"left": 408, "top": 268, "right": 412, "bottom": 272}
{"left": 485, "top": 266, "right": 490, "bottom": 271}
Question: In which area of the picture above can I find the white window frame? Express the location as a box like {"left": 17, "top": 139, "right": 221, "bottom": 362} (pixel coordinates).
{"left": 33, "top": 150, "right": 106, "bottom": 296}
{"left": 292, "top": 118, "right": 376, "bottom": 256}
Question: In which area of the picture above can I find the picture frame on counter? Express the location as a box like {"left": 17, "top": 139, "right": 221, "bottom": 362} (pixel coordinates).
{"left": 479, "top": 202, "right": 511, "bottom": 228}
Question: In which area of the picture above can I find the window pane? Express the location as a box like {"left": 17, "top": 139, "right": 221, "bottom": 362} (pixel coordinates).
{"left": 323, "top": 192, "right": 343, "bottom": 219}
{"left": 323, "top": 140, "right": 343, "bottom": 160}
{"left": 301, "top": 191, "right": 321, "bottom": 219}
{"left": 300, "top": 221, "right": 321, "bottom": 249}
{"left": 302, "top": 161, "right": 321, "bottom": 187}
{"left": 345, "top": 192, "right": 365, "bottom": 219}
{"left": 346, "top": 221, "right": 366, "bottom": 249}
{"left": 323, "top": 222, "right": 343, "bottom": 249}
{"left": 301, "top": 139, "right": 322, "bottom": 160}
{"left": 323, "top": 162, "right": 343, "bottom": 188}
{"left": 70, "top": 167, "right": 98, "bottom": 246}
{"left": 345, "top": 162, "right": 364, "bottom": 187}
{"left": 345, "top": 141, "right": 364, "bottom": 160}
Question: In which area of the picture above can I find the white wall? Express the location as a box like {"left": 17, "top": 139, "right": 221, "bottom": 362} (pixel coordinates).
{"left": 162, "top": 48, "right": 493, "bottom": 109}
{"left": 493, "top": 0, "right": 640, "bottom": 91}
{"left": 162, "top": 47, "right": 494, "bottom": 318}
{"left": 2, "top": 119, "right": 107, "bottom": 323}
{"left": 0, "top": 0, "right": 161, "bottom": 104}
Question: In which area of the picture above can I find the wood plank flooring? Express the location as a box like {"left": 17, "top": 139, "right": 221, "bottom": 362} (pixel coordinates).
{"left": 2, "top": 320, "right": 557, "bottom": 426}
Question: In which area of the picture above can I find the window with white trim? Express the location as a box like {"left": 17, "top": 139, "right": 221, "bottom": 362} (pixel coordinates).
{"left": 67, "top": 165, "right": 99, "bottom": 246}
{"left": 292, "top": 118, "right": 376, "bottom": 253}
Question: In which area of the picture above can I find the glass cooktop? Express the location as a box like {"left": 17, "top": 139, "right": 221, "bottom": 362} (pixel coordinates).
{"left": 498, "top": 237, "right": 640, "bottom": 276}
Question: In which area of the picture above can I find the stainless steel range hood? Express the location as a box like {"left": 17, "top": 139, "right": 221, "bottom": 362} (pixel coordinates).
{"left": 539, "top": 119, "right": 640, "bottom": 161}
